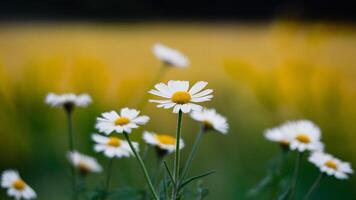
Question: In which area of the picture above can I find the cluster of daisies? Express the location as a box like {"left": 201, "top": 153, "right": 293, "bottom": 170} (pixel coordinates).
{"left": 1, "top": 43, "right": 230, "bottom": 200}
{"left": 265, "top": 120, "right": 353, "bottom": 179}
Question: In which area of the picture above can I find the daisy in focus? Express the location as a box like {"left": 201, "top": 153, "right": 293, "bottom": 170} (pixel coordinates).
{"left": 152, "top": 43, "right": 189, "bottom": 68}
{"left": 95, "top": 108, "right": 150, "bottom": 134}
{"left": 143, "top": 131, "right": 184, "bottom": 154}
{"left": 1, "top": 170, "right": 36, "bottom": 200}
{"left": 264, "top": 125, "right": 292, "bottom": 147}
{"left": 309, "top": 152, "right": 353, "bottom": 179}
{"left": 149, "top": 80, "right": 213, "bottom": 113}
{"left": 45, "top": 93, "right": 92, "bottom": 109}
{"left": 92, "top": 134, "right": 139, "bottom": 158}
{"left": 190, "top": 108, "right": 228, "bottom": 134}
{"left": 67, "top": 151, "right": 102, "bottom": 174}
{"left": 282, "top": 120, "right": 323, "bottom": 152}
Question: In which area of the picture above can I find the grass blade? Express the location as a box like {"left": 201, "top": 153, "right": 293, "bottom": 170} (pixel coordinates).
{"left": 163, "top": 160, "right": 175, "bottom": 185}
{"left": 179, "top": 171, "right": 216, "bottom": 190}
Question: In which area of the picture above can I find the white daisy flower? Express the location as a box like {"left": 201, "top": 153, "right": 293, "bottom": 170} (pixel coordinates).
{"left": 143, "top": 131, "right": 184, "bottom": 153}
{"left": 92, "top": 134, "right": 139, "bottom": 158}
{"left": 67, "top": 151, "right": 102, "bottom": 173}
{"left": 149, "top": 80, "right": 213, "bottom": 113}
{"left": 190, "top": 108, "right": 228, "bottom": 134}
{"left": 152, "top": 43, "right": 189, "bottom": 68}
{"left": 264, "top": 125, "right": 292, "bottom": 146}
{"left": 283, "top": 120, "right": 324, "bottom": 152}
{"left": 1, "top": 170, "right": 36, "bottom": 200}
{"left": 95, "top": 108, "right": 149, "bottom": 134}
{"left": 309, "top": 152, "right": 353, "bottom": 179}
{"left": 45, "top": 93, "right": 92, "bottom": 108}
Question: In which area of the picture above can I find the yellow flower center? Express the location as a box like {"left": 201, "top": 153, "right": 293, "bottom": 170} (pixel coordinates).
{"left": 107, "top": 137, "right": 121, "bottom": 147}
{"left": 296, "top": 134, "right": 311, "bottom": 144}
{"left": 115, "top": 117, "right": 130, "bottom": 126}
{"left": 279, "top": 140, "right": 290, "bottom": 146}
{"left": 155, "top": 134, "right": 176, "bottom": 145}
{"left": 78, "top": 162, "right": 90, "bottom": 172}
{"left": 203, "top": 120, "right": 214, "bottom": 130}
{"left": 12, "top": 179, "right": 26, "bottom": 190}
{"left": 325, "top": 160, "right": 338, "bottom": 170}
{"left": 172, "top": 91, "right": 191, "bottom": 104}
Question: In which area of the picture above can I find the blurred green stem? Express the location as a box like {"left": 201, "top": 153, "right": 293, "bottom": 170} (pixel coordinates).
{"left": 288, "top": 152, "right": 303, "bottom": 200}
{"left": 172, "top": 110, "right": 183, "bottom": 200}
{"left": 103, "top": 158, "right": 114, "bottom": 199}
{"left": 123, "top": 132, "right": 159, "bottom": 200}
{"left": 137, "top": 66, "right": 167, "bottom": 110}
{"left": 66, "top": 110, "right": 77, "bottom": 200}
{"left": 303, "top": 173, "right": 323, "bottom": 200}
{"left": 181, "top": 126, "right": 205, "bottom": 181}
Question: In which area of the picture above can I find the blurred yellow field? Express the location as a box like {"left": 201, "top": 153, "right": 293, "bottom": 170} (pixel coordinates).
{"left": 0, "top": 22, "right": 355, "bottom": 199}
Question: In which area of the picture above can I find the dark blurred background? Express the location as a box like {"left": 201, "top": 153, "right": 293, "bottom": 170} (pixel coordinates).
{"left": 0, "top": 0, "right": 355, "bottom": 22}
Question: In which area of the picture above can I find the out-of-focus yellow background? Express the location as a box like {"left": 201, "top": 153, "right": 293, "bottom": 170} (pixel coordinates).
{"left": 0, "top": 22, "right": 355, "bottom": 199}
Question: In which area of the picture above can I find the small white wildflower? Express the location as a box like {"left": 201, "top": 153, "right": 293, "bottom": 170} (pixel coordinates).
{"left": 284, "top": 120, "right": 324, "bottom": 152}
{"left": 190, "top": 108, "right": 228, "bottom": 134}
{"left": 45, "top": 93, "right": 92, "bottom": 108}
{"left": 143, "top": 131, "right": 184, "bottom": 153}
{"left": 309, "top": 152, "right": 353, "bottom": 179}
{"left": 152, "top": 43, "right": 189, "bottom": 68}
{"left": 1, "top": 170, "right": 36, "bottom": 200}
{"left": 67, "top": 151, "right": 102, "bottom": 173}
{"left": 92, "top": 134, "right": 139, "bottom": 158}
{"left": 95, "top": 108, "right": 149, "bottom": 134}
{"left": 149, "top": 80, "right": 213, "bottom": 113}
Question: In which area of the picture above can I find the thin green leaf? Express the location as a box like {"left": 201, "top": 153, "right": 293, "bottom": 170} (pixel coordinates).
{"left": 247, "top": 175, "right": 273, "bottom": 197}
{"left": 163, "top": 160, "right": 175, "bottom": 185}
{"left": 276, "top": 177, "right": 292, "bottom": 200}
{"left": 179, "top": 171, "right": 216, "bottom": 190}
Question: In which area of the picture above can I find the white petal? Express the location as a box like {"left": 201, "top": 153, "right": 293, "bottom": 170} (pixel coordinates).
{"left": 191, "top": 89, "right": 213, "bottom": 98}
{"left": 149, "top": 100, "right": 172, "bottom": 104}
{"left": 191, "top": 95, "right": 213, "bottom": 102}
{"left": 189, "top": 81, "right": 208, "bottom": 95}
{"left": 173, "top": 104, "right": 182, "bottom": 113}
{"left": 92, "top": 134, "right": 108, "bottom": 144}
{"left": 132, "top": 116, "right": 150, "bottom": 125}
{"left": 121, "top": 108, "right": 140, "bottom": 119}
{"left": 181, "top": 104, "right": 192, "bottom": 113}
{"left": 149, "top": 90, "right": 171, "bottom": 98}
{"left": 154, "top": 83, "right": 173, "bottom": 96}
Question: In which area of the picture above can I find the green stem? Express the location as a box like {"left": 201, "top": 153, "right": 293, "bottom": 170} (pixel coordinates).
{"left": 172, "top": 110, "right": 183, "bottom": 200}
{"left": 123, "top": 132, "right": 159, "bottom": 200}
{"left": 66, "top": 110, "right": 77, "bottom": 200}
{"left": 289, "top": 152, "right": 303, "bottom": 200}
{"left": 103, "top": 158, "right": 114, "bottom": 199}
{"left": 137, "top": 66, "right": 167, "bottom": 110}
{"left": 181, "top": 126, "right": 205, "bottom": 181}
{"left": 303, "top": 173, "right": 323, "bottom": 200}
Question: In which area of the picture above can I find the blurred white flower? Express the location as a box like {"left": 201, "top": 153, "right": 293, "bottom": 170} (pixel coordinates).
{"left": 309, "top": 152, "right": 353, "bottom": 179}
{"left": 92, "top": 134, "right": 138, "bottom": 158}
{"left": 264, "top": 125, "right": 292, "bottom": 146}
{"left": 152, "top": 43, "right": 189, "bottom": 68}
{"left": 283, "top": 120, "right": 323, "bottom": 152}
{"left": 190, "top": 108, "right": 228, "bottom": 134}
{"left": 143, "top": 131, "right": 184, "bottom": 153}
{"left": 95, "top": 108, "right": 149, "bottom": 134}
{"left": 149, "top": 80, "right": 213, "bottom": 113}
{"left": 67, "top": 151, "right": 102, "bottom": 173}
{"left": 45, "top": 93, "right": 92, "bottom": 108}
{"left": 1, "top": 170, "right": 36, "bottom": 200}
